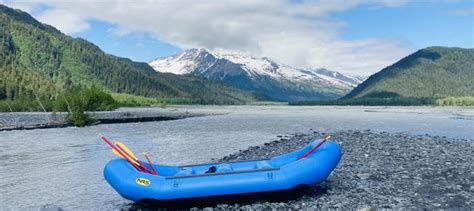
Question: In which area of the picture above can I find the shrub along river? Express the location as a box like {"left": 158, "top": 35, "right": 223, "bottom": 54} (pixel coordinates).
{"left": 0, "top": 106, "right": 472, "bottom": 209}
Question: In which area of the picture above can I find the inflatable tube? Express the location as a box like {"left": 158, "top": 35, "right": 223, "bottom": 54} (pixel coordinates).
{"left": 103, "top": 139, "right": 342, "bottom": 206}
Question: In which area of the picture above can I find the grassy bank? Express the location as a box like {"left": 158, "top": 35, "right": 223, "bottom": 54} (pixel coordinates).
{"left": 434, "top": 96, "right": 474, "bottom": 106}
{"left": 0, "top": 86, "right": 118, "bottom": 112}
{"left": 111, "top": 93, "right": 167, "bottom": 108}
{"left": 247, "top": 101, "right": 289, "bottom": 106}
{"left": 0, "top": 86, "right": 118, "bottom": 126}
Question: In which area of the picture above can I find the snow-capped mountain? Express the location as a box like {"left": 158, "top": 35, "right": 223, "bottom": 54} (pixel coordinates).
{"left": 309, "top": 68, "right": 365, "bottom": 87}
{"left": 149, "top": 49, "right": 362, "bottom": 101}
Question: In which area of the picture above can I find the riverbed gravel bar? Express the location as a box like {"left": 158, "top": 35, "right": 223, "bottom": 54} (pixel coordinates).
{"left": 212, "top": 130, "right": 473, "bottom": 210}
{"left": 0, "top": 107, "right": 216, "bottom": 131}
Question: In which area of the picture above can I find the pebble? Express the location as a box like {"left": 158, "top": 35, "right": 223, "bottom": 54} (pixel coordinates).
{"left": 39, "top": 204, "right": 63, "bottom": 211}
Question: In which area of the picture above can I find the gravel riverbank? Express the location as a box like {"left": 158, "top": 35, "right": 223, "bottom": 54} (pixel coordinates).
{"left": 213, "top": 130, "right": 473, "bottom": 210}
{"left": 0, "top": 107, "right": 215, "bottom": 131}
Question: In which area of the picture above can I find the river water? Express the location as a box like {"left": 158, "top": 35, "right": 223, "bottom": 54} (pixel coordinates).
{"left": 0, "top": 106, "right": 472, "bottom": 209}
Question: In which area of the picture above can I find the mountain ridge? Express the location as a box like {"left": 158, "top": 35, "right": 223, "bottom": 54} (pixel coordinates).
{"left": 150, "top": 48, "right": 362, "bottom": 101}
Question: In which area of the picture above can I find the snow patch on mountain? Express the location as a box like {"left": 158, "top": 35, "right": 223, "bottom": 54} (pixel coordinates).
{"left": 149, "top": 48, "right": 209, "bottom": 74}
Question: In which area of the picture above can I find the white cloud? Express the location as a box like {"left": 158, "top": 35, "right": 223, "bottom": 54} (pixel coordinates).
{"left": 2, "top": 0, "right": 414, "bottom": 75}
{"left": 36, "top": 8, "right": 89, "bottom": 34}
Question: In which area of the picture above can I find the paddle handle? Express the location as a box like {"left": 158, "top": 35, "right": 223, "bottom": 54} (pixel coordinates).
{"left": 144, "top": 153, "right": 158, "bottom": 175}
{"left": 101, "top": 136, "right": 143, "bottom": 172}
{"left": 115, "top": 144, "right": 154, "bottom": 174}
{"left": 297, "top": 135, "right": 331, "bottom": 160}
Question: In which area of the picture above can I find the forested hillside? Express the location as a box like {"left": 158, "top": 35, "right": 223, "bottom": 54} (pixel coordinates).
{"left": 0, "top": 4, "right": 256, "bottom": 110}
{"left": 344, "top": 47, "right": 473, "bottom": 99}
{"left": 291, "top": 47, "right": 473, "bottom": 106}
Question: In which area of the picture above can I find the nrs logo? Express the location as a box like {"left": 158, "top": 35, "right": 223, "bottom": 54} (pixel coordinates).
{"left": 135, "top": 178, "right": 151, "bottom": 186}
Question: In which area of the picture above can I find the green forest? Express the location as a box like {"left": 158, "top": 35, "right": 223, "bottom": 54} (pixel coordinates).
{"left": 0, "top": 5, "right": 257, "bottom": 113}
{"left": 342, "top": 47, "right": 473, "bottom": 102}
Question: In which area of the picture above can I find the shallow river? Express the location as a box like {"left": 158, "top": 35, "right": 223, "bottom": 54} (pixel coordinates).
{"left": 0, "top": 106, "right": 472, "bottom": 209}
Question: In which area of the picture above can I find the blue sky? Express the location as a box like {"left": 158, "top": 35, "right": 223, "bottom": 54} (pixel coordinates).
{"left": 333, "top": 1, "right": 473, "bottom": 49}
{"left": 2, "top": 0, "right": 473, "bottom": 74}
{"left": 75, "top": 20, "right": 180, "bottom": 62}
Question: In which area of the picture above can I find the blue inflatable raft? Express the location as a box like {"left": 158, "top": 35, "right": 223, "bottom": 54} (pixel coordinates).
{"left": 104, "top": 139, "right": 342, "bottom": 207}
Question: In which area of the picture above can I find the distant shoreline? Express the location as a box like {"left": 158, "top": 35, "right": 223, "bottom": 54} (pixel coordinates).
{"left": 1, "top": 105, "right": 473, "bottom": 132}
{"left": 0, "top": 107, "right": 213, "bottom": 132}
{"left": 290, "top": 96, "right": 474, "bottom": 106}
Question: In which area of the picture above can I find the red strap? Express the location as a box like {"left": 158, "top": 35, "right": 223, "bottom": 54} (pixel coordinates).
{"left": 297, "top": 135, "right": 331, "bottom": 160}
